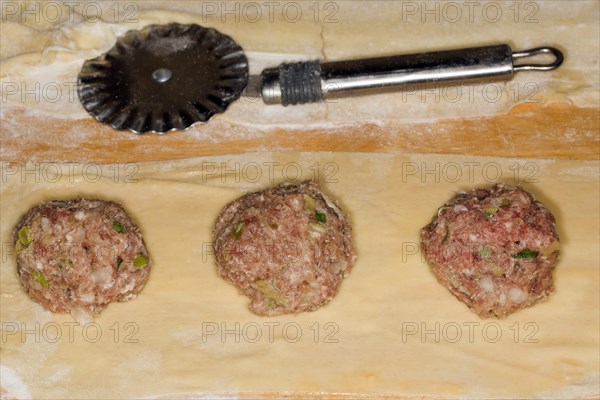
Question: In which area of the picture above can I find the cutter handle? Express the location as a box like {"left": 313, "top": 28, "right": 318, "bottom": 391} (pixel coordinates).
{"left": 260, "top": 44, "right": 563, "bottom": 106}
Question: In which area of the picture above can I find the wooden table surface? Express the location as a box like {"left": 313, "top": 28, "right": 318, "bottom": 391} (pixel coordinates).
{"left": 2, "top": 103, "right": 598, "bottom": 164}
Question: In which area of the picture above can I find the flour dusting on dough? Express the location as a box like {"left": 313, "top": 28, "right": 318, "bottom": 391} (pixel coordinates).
{"left": 0, "top": 366, "right": 31, "bottom": 400}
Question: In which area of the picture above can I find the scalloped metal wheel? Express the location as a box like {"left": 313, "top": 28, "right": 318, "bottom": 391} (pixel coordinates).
{"left": 77, "top": 23, "right": 249, "bottom": 133}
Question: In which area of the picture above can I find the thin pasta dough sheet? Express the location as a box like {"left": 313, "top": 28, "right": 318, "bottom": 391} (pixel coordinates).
{"left": 1, "top": 152, "right": 598, "bottom": 399}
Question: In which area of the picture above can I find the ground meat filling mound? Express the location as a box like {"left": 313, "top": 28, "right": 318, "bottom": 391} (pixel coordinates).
{"left": 213, "top": 181, "right": 356, "bottom": 316}
{"left": 13, "top": 199, "right": 151, "bottom": 316}
{"left": 420, "top": 184, "right": 560, "bottom": 318}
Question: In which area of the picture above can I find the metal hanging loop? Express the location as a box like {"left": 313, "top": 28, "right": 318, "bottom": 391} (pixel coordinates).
{"left": 512, "top": 47, "right": 564, "bottom": 71}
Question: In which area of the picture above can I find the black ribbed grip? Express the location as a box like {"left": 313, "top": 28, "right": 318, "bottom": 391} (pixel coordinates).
{"left": 279, "top": 60, "right": 323, "bottom": 106}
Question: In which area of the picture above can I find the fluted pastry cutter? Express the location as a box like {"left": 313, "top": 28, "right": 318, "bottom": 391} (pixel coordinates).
{"left": 77, "top": 23, "right": 564, "bottom": 133}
